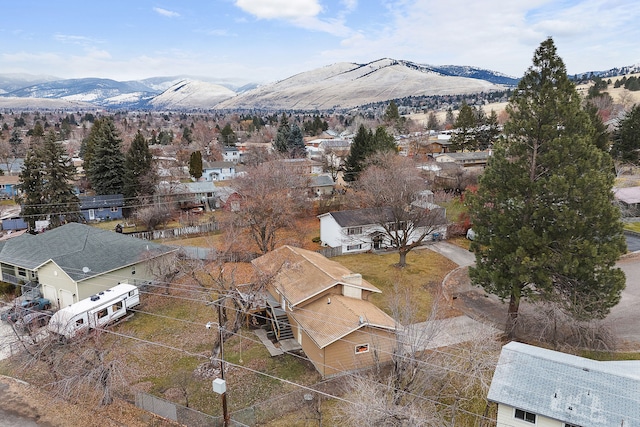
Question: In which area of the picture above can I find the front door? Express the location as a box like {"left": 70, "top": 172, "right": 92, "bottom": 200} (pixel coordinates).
{"left": 88, "top": 209, "right": 95, "bottom": 220}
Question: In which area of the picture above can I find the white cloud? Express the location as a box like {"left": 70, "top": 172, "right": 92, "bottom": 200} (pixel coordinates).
{"left": 235, "top": 0, "right": 322, "bottom": 20}
{"left": 153, "top": 7, "right": 180, "bottom": 18}
{"left": 54, "top": 34, "right": 101, "bottom": 47}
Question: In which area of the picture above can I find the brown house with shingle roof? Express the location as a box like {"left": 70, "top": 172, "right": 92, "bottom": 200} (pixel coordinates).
{"left": 252, "top": 245, "right": 397, "bottom": 377}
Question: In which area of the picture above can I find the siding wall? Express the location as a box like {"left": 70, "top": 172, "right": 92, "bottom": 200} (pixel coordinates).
{"left": 496, "top": 404, "right": 562, "bottom": 427}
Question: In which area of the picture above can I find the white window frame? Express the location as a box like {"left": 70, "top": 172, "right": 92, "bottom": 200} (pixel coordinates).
{"left": 514, "top": 408, "right": 536, "bottom": 424}
{"left": 346, "top": 244, "right": 362, "bottom": 251}
{"left": 346, "top": 226, "right": 362, "bottom": 235}
{"left": 355, "top": 343, "right": 369, "bottom": 354}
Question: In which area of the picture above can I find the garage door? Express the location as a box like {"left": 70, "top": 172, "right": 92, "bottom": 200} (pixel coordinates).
{"left": 59, "top": 289, "right": 75, "bottom": 309}
{"left": 41, "top": 284, "right": 57, "bottom": 307}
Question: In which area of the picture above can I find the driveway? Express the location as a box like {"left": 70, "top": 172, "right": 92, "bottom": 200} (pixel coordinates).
{"left": 440, "top": 248, "right": 640, "bottom": 348}
{"left": 428, "top": 241, "right": 475, "bottom": 267}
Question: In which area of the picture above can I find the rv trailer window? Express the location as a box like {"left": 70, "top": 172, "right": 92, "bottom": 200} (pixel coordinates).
{"left": 112, "top": 301, "right": 123, "bottom": 311}
{"left": 97, "top": 308, "right": 108, "bottom": 319}
{"left": 76, "top": 318, "right": 84, "bottom": 326}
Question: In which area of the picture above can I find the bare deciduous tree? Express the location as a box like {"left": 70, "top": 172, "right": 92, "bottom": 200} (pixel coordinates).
{"left": 234, "top": 160, "right": 310, "bottom": 254}
{"left": 352, "top": 153, "right": 446, "bottom": 267}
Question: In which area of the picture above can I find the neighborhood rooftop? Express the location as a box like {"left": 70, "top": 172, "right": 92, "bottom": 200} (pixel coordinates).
{"left": 0, "top": 222, "right": 176, "bottom": 282}
{"left": 488, "top": 341, "right": 640, "bottom": 426}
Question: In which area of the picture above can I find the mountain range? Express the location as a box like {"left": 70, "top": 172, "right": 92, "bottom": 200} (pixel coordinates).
{"left": 0, "top": 59, "right": 635, "bottom": 111}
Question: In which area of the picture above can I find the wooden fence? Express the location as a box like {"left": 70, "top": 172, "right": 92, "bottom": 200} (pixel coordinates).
{"left": 127, "top": 222, "right": 219, "bottom": 241}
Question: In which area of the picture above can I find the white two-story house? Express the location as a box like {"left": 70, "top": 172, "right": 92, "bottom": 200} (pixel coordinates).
{"left": 318, "top": 206, "right": 447, "bottom": 254}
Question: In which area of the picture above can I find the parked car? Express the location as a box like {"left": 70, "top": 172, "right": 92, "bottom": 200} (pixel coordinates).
{"left": 20, "top": 297, "right": 51, "bottom": 311}
{"left": 15, "top": 310, "right": 53, "bottom": 333}
{"left": 0, "top": 298, "right": 51, "bottom": 323}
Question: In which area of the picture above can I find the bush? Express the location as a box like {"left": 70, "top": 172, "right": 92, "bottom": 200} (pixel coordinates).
{"left": 0, "top": 281, "right": 16, "bottom": 296}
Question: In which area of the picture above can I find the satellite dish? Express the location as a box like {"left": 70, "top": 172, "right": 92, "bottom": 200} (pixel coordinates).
{"left": 82, "top": 267, "right": 90, "bottom": 273}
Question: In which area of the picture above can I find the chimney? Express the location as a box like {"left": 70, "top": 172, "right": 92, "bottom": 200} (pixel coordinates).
{"left": 342, "top": 273, "right": 362, "bottom": 286}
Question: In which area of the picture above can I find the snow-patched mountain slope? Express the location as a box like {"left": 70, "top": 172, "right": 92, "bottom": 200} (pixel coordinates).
{"left": 150, "top": 80, "right": 236, "bottom": 109}
{"left": 215, "top": 59, "right": 506, "bottom": 110}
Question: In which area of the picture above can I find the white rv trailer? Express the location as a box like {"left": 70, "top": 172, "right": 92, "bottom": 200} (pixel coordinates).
{"left": 47, "top": 283, "right": 140, "bottom": 339}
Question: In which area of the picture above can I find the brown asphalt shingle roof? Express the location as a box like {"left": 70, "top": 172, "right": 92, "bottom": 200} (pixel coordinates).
{"left": 251, "top": 245, "right": 381, "bottom": 307}
{"left": 294, "top": 294, "right": 396, "bottom": 348}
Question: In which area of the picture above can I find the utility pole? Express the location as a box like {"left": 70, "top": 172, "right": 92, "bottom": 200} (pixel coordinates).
{"left": 209, "top": 296, "right": 230, "bottom": 426}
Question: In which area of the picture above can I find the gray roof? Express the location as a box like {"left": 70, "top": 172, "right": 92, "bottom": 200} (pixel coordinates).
{"left": 614, "top": 187, "right": 640, "bottom": 205}
{"left": 79, "top": 194, "right": 124, "bottom": 209}
{"left": 488, "top": 341, "right": 640, "bottom": 426}
{"left": 323, "top": 206, "right": 446, "bottom": 227}
{"left": 310, "top": 175, "right": 334, "bottom": 187}
{"left": 324, "top": 207, "right": 395, "bottom": 227}
{"left": 0, "top": 223, "right": 176, "bottom": 282}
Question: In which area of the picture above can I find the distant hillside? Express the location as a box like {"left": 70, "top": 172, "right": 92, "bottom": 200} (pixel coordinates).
{"left": 215, "top": 59, "right": 511, "bottom": 111}
{"left": 150, "top": 80, "right": 236, "bottom": 109}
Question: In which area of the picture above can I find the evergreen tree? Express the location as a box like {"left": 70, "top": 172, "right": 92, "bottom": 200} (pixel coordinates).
{"left": 343, "top": 125, "right": 396, "bottom": 182}
{"left": 476, "top": 109, "right": 500, "bottom": 150}
{"left": 19, "top": 143, "right": 44, "bottom": 230}
{"left": 611, "top": 104, "right": 640, "bottom": 164}
{"left": 468, "top": 38, "right": 626, "bottom": 336}
{"left": 273, "top": 113, "right": 290, "bottom": 154}
{"left": 189, "top": 150, "right": 203, "bottom": 179}
{"left": 123, "top": 130, "right": 154, "bottom": 203}
{"left": 343, "top": 125, "right": 371, "bottom": 182}
{"left": 450, "top": 101, "right": 476, "bottom": 151}
{"left": 372, "top": 126, "right": 397, "bottom": 152}
{"left": 219, "top": 123, "right": 237, "bottom": 146}
{"left": 384, "top": 100, "right": 400, "bottom": 122}
{"left": 39, "top": 131, "right": 82, "bottom": 227}
{"left": 19, "top": 132, "right": 81, "bottom": 229}
{"left": 86, "top": 118, "right": 125, "bottom": 195}
{"left": 287, "top": 123, "right": 306, "bottom": 158}
{"left": 426, "top": 112, "right": 440, "bottom": 131}
{"left": 80, "top": 117, "right": 105, "bottom": 176}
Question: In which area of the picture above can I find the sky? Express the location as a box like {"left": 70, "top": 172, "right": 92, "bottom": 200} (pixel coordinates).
{"left": 1, "top": 0, "right": 639, "bottom": 85}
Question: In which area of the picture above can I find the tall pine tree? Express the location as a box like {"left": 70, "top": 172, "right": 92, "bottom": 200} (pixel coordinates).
{"left": 123, "top": 130, "right": 154, "bottom": 203}
{"left": 86, "top": 118, "right": 125, "bottom": 195}
{"left": 19, "top": 131, "right": 81, "bottom": 230}
{"left": 468, "top": 38, "right": 626, "bottom": 336}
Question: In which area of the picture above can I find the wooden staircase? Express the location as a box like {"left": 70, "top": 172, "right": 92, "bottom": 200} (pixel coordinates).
{"left": 267, "top": 301, "right": 294, "bottom": 341}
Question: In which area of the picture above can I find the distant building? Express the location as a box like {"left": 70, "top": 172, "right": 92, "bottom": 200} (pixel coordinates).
{"left": 489, "top": 341, "right": 640, "bottom": 427}
{"left": 78, "top": 194, "right": 124, "bottom": 222}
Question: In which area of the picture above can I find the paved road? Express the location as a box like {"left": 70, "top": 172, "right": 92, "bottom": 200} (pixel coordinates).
{"left": 626, "top": 232, "right": 640, "bottom": 253}
{"left": 430, "top": 242, "right": 640, "bottom": 347}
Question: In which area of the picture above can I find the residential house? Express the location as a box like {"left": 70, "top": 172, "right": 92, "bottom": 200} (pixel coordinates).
{"left": 0, "top": 175, "right": 21, "bottom": 199}
{"left": 614, "top": 186, "right": 640, "bottom": 215}
{"left": 488, "top": 341, "right": 640, "bottom": 427}
{"left": 214, "top": 185, "right": 242, "bottom": 212}
{"left": 252, "top": 245, "right": 397, "bottom": 377}
{"left": 202, "top": 161, "right": 236, "bottom": 181}
{"left": 309, "top": 174, "right": 335, "bottom": 197}
{"left": 78, "top": 194, "right": 124, "bottom": 222}
{"left": 318, "top": 206, "right": 447, "bottom": 254}
{"left": 433, "top": 151, "right": 491, "bottom": 168}
{"left": 275, "top": 158, "right": 324, "bottom": 175}
{"left": 222, "top": 146, "right": 241, "bottom": 163}
{"left": 155, "top": 181, "right": 217, "bottom": 211}
{"left": 0, "top": 222, "right": 177, "bottom": 308}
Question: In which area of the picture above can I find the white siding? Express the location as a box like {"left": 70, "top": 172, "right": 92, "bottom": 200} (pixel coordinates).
{"left": 496, "top": 404, "right": 562, "bottom": 427}
{"left": 319, "top": 214, "right": 343, "bottom": 248}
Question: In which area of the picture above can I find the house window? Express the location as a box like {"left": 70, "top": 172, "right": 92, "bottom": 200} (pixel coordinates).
{"left": 347, "top": 244, "right": 362, "bottom": 251}
{"left": 17, "top": 268, "right": 27, "bottom": 277}
{"left": 346, "top": 227, "right": 362, "bottom": 235}
{"left": 111, "top": 206, "right": 118, "bottom": 212}
{"left": 514, "top": 408, "right": 536, "bottom": 424}
{"left": 564, "top": 424, "right": 582, "bottom": 427}
{"left": 355, "top": 344, "right": 369, "bottom": 354}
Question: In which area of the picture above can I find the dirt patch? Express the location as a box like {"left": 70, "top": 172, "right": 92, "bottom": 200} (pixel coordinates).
{"left": 0, "top": 376, "right": 179, "bottom": 427}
